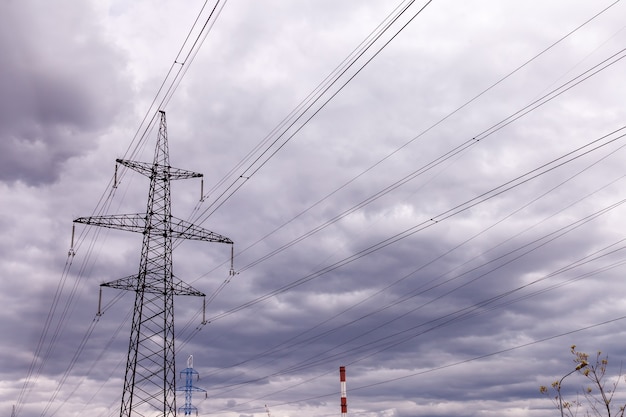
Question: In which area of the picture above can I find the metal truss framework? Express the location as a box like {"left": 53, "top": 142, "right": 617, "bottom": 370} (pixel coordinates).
{"left": 176, "top": 355, "right": 206, "bottom": 416}
{"left": 75, "top": 111, "right": 232, "bottom": 417}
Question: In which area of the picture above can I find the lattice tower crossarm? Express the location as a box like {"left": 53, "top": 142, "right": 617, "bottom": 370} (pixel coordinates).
{"left": 74, "top": 111, "right": 232, "bottom": 417}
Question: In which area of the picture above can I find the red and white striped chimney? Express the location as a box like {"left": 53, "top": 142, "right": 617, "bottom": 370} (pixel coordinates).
{"left": 340, "top": 366, "right": 347, "bottom": 417}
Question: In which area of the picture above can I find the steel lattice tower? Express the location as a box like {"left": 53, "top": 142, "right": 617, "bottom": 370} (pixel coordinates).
{"left": 176, "top": 355, "right": 206, "bottom": 415}
{"left": 75, "top": 111, "right": 232, "bottom": 417}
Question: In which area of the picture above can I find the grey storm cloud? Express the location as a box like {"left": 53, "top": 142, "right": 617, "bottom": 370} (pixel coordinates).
{"left": 0, "top": 1, "right": 131, "bottom": 185}
{"left": 3, "top": 1, "right": 626, "bottom": 417}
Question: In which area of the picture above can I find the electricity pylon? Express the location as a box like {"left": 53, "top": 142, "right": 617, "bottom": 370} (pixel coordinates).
{"left": 177, "top": 355, "right": 206, "bottom": 415}
{"left": 75, "top": 111, "right": 232, "bottom": 417}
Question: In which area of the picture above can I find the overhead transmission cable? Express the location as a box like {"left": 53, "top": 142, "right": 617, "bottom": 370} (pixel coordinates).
{"left": 196, "top": 0, "right": 622, "bottom": 275}
{"left": 195, "top": 0, "right": 421, "bottom": 202}
{"left": 233, "top": 46, "right": 626, "bottom": 274}
{"left": 233, "top": 199, "right": 626, "bottom": 383}
{"left": 185, "top": 146, "right": 626, "bottom": 384}
{"left": 122, "top": 0, "right": 228, "bottom": 167}
{"left": 198, "top": 198, "right": 626, "bottom": 395}
{"left": 277, "top": 166, "right": 626, "bottom": 368}
{"left": 277, "top": 209, "right": 626, "bottom": 375}
{"left": 171, "top": 0, "right": 624, "bottom": 410}
{"left": 190, "top": 51, "right": 626, "bottom": 326}
{"left": 188, "top": 0, "right": 435, "bottom": 225}
{"left": 209, "top": 240, "right": 626, "bottom": 403}
{"left": 197, "top": 164, "right": 626, "bottom": 385}
{"left": 173, "top": 153, "right": 623, "bottom": 404}
{"left": 186, "top": 16, "right": 626, "bottom": 293}
{"left": 178, "top": 0, "right": 437, "bottom": 326}
{"left": 204, "top": 286, "right": 626, "bottom": 415}
{"left": 13, "top": 255, "right": 76, "bottom": 417}
{"left": 175, "top": 1, "right": 625, "bottom": 355}
{"left": 217, "top": 314, "right": 626, "bottom": 417}
{"left": 173, "top": 4, "right": 624, "bottom": 386}
{"left": 50, "top": 308, "right": 133, "bottom": 417}
{"left": 203, "top": 125, "right": 626, "bottom": 323}
{"left": 191, "top": 94, "right": 626, "bottom": 386}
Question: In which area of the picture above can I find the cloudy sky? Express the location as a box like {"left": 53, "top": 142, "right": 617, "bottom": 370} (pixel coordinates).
{"left": 2, "top": 1, "right": 626, "bottom": 417}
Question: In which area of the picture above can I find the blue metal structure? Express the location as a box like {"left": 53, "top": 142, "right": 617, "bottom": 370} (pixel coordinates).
{"left": 177, "top": 355, "right": 207, "bottom": 415}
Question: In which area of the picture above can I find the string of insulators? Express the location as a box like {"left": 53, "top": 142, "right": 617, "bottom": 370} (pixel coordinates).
{"left": 340, "top": 366, "right": 347, "bottom": 417}
{"left": 229, "top": 244, "right": 235, "bottom": 276}
{"left": 97, "top": 286, "right": 103, "bottom": 317}
{"left": 202, "top": 297, "right": 207, "bottom": 325}
{"left": 68, "top": 224, "right": 76, "bottom": 257}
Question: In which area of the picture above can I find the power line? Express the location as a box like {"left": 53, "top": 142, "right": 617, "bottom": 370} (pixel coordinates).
{"left": 185, "top": 34, "right": 626, "bottom": 291}
{"left": 203, "top": 125, "right": 626, "bottom": 323}
{"left": 176, "top": 134, "right": 626, "bottom": 401}
{"left": 221, "top": 0, "right": 623, "bottom": 273}
{"left": 208, "top": 315, "right": 626, "bottom": 416}
{"left": 188, "top": 0, "right": 435, "bottom": 225}
{"left": 195, "top": 197, "right": 626, "bottom": 395}
{"left": 169, "top": 4, "right": 626, "bottom": 371}
{"left": 233, "top": 46, "right": 626, "bottom": 275}
{"left": 172, "top": 126, "right": 626, "bottom": 411}
{"left": 197, "top": 163, "right": 626, "bottom": 387}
